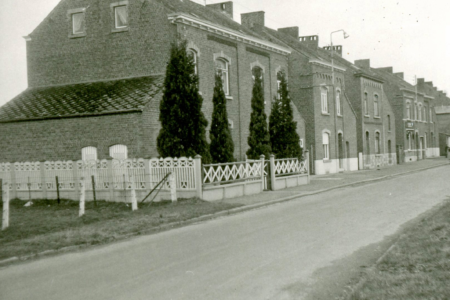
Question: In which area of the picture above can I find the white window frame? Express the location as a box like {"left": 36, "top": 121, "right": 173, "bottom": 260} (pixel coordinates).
{"left": 323, "top": 132, "right": 330, "bottom": 160}
{"left": 72, "top": 12, "right": 85, "bottom": 34}
{"left": 81, "top": 146, "right": 98, "bottom": 161}
{"left": 187, "top": 49, "right": 198, "bottom": 75}
{"left": 109, "top": 144, "right": 128, "bottom": 160}
{"left": 406, "top": 103, "right": 411, "bottom": 119}
{"left": 375, "top": 131, "right": 381, "bottom": 154}
{"left": 276, "top": 71, "right": 283, "bottom": 100}
{"left": 364, "top": 92, "right": 369, "bottom": 116}
{"left": 114, "top": 5, "right": 128, "bottom": 29}
{"left": 321, "top": 87, "right": 329, "bottom": 114}
{"left": 215, "top": 58, "right": 229, "bottom": 96}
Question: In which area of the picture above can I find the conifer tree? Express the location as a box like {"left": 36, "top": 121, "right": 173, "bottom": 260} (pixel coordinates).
{"left": 246, "top": 68, "right": 272, "bottom": 159}
{"left": 269, "top": 72, "right": 303, "bottom": 159}
{"left": 210, "top": 73, "right": 235, "bottom": 163}
{"left": 157, "top": 40, "right": 211, "bottom": 163}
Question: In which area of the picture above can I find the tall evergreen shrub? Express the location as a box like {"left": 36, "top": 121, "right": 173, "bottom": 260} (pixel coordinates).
{"left": 246, "top": 68, "right": 272, "bottom": 159}
{"left": 157, "top": 40, "right": 211, "bottom": 163}
{"left": 269, "top": 72, "right": 303, "bottom": 159}
{"left": 210, "top": 73, "right": 235, "bottom": 163}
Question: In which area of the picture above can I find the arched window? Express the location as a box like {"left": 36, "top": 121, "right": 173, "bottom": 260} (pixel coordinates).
{"left": 375, "top": 132, "right": 381, "bottom": 154}
{"left": 82, "top": 147, "right": 98, "bottom": 161}
{"left": 365, "top": 131, "right": 370, "bottom": 155}
{"left": 336, "top": 90, "right": 342, "bottom": 116}
{"left": 364, "top": 92, "right": 369, "bottom": 115}
{"left": 321, "top": 87, "right": 328, "bottom": 113}
{"left": 109, "top": 144, "right": 128, "bottom": 160}
{"left": 406, "top": 103, "right": 411, "bottom": 119}
{"left": 187, "top": 49, "right": 198, "bottom": 75}
{"left": 252, "top": 66, "right": 264, "bottom": 86}
{"left": 276, "top": 71, "right": 283, "bottom": 100}
{"left": 418, "top": 104, "right": 422, "bottom": 121}
{"left": 424, "top": 133, "right": 428, "bottom": 149}
{"left": 215, "top": 58, "right": 229, "bottom": 95}
{"left": 414, "top": 104, "right": 418, "bottom": 120}
{"left": 374, "top": 94, "right": 379, "bottom": 117}
{"left": 323, "top": 132, "right": 330, "bottom": 160}
{"left": 387, "top": 115, "right": 391, "bottom": 131}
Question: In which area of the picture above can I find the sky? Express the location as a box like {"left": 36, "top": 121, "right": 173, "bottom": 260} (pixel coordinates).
{"left": 0, "top": 0, "right": 449, "bottom": 107}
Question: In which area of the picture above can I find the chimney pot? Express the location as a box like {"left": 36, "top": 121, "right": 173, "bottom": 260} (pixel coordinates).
{"left": 323, "top": 45, "right": 342, "bottom": 57}
{"left": 298, "top": 35, "right": 319, "bottom": 49}
{"left": 206, "top": 1, "right": 234, "bottom": 19}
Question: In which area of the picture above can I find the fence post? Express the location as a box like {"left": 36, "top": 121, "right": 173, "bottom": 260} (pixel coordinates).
{"left": 79, "top": 177, "right": 85, "bottom": 217}
{"left": 305, "top": 150, "right": 310, "bottom": 184}
{"left": 107, "top": 160, "right": 114, "bottom": 202}
{"left": 74, "top": 161, "right": 80, "bottom": 202}
{"left": 260, "top": 155, "right": 265, "bottom": 191}
{"left": 194, "top": 155, "right": 203, "bottom": 200}
{"left": 130, "top": 175, "right": 137, "bottom": 211}
{"left": 11, "top": 163, "right": 17, "bottom": 200}
{"left": 91, "top": 175, "right": 97, "bottom": 207}
{"left": 269, "top": 154, "right": 276, "bottom": 191}
{"left": 40, "top": 162, "right": 47, "bottom": 200}
{"left": 56, "top": 176, "right": 61, "bottom": 204}
{"left": 170, "top": 173, "right": 177, "bottom": 203}
{"left": 2, "top": 180, "right": 10, "bottom": 230}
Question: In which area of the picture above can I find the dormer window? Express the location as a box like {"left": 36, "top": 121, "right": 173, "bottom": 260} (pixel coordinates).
{"left": 114, "top": 5, "right": 128, "bottom": 29}
{"left": 72, "top": 12, "right": 85, "bottom": 34}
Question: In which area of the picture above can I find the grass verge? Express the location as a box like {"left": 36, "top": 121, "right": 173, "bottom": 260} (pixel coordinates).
{"left": 342, "top": 199, "right": 450, "bottom": 300}
{"left": 0, "top": 198, "right": 242, "bottom": 261}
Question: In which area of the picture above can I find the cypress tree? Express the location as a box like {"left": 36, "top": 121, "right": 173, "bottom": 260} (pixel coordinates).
{"left": 157, "top": 40, "right": 211, "bottom": 163}
{"left": 246, "top": 68, "right": 272, "bottom": 159}
{"left": 269, "top": 71, "right": 303, "bottom": 159}
{"left": 210, "top": 73, "right": 235, "bottom": 163}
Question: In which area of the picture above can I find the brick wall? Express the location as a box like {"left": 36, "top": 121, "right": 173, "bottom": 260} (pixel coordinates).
{"left": 27, "top": 0, "right": 176, "bottom": 87}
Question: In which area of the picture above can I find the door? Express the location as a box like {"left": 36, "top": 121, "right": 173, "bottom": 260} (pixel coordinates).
{"left": 338, "top": 133, "right": 344, "bottom": 169}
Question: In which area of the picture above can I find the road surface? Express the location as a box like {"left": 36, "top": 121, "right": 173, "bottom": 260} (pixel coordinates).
{"left": 0, "top": 166, "right": 449, "bottom": 300}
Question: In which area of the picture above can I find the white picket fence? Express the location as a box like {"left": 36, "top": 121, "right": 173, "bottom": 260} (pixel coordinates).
{"left": 273, "top": 158, "right": 308, "bottom": 176}
{"left": 203, "top": 160, "right": 263, "bottom": 185}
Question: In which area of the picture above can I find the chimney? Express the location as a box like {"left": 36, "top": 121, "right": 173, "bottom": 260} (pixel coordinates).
{"left": 323, "top": 45, "right": 343, "bottom": 57}
{"left": 298, "top": 35, "right": 319, "bottom": 49}
{"left": 354, "top": 59, "right": 370, "bottom": 69}
{"left": 377, "top": 67, "right": 393, "bottom": 73}
{"left": 277, "top": 26, "right": 299, "bottom": 39}
{"left": 417, "top": 78, "right": 425, "bottom": 85}
{"left": 206, "top": 1, "right": 233, "bottom": 19}
{"left": 425, "top": 81, "right": 434, "bottom": 87}
{"left": 241, "top": 11, "right": 265, "bottom": 29}
{"left": 394, "top": 72, "right": 404, "bottom": 79}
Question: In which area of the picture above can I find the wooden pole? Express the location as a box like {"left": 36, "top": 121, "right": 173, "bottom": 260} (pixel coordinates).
{"left": 27, "top": 176, "right": 31, "bottom": 201}
{"left": 91, "top": 176, "right": 97, "bottom": 207}
{"left": 56, "top": 176, "right": 60, "bottom": 204}
{"left": 79, "top": 177, "right": 85, "bottom": 217}
{"left": 130, "top": 176, "right": 137, "bottom": 211}
{"left": 2, "top": 180, "right": 10, "bottom": 230}
{"left": 123, "top": 174, "right": 127, "bottom": 203}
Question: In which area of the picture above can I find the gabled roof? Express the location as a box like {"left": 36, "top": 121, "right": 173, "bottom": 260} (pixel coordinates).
{"left": 0, "top": 75, "right": 164, "bottom": 123}
{"left": 370, "top": 67, "right": 415, "bottom": 91}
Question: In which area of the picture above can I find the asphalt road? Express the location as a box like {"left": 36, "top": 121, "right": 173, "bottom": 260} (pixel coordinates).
{"left": 1, "top": 166, "right": 449, "bottom": 300}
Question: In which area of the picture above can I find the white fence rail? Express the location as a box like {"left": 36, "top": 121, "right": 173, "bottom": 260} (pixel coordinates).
{"left": 203, "top": 160, "right": 263, "bottom": 185}
{"left": 273, "top": 158, "right": 308, "bottom": 176}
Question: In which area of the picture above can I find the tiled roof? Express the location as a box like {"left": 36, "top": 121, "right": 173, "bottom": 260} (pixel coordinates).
{"left": 370, "top": 67, "right": 415, "bottom": 91}
{"left": 0, "top": 75, "right": 164, "bottom": 122}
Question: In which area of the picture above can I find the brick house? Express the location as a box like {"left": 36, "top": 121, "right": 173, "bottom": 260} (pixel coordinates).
{"left": 0, "top": 0, "right": 305, "bottom": 162}
{"left": 369, "top": 66, "right": 440, "bottom": 162}
{"left": 238, "top": 17, "right": 359, "bottom": 175}
{"left": 334, "top": 59, "right": 397, "bottom": 169}
{"left": 435, "top": 106, "right": 450, "bottom": 156}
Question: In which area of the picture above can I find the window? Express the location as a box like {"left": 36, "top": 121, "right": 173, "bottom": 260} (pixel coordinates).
{"left": 406, "top": 103, "right": 411, "bottom": 119}
{"left": 365, "top": 131, "right": 370, "bottom": 155}
{"left": 215, "top": 59, "right": 229, "bottom": 95}
{"left": 114, "top": 5, "right": 128, "bottom": 29}
{"left": 72, "top": 12, "right": 85, "bottom": 34}
{"left": 323, "top": 132, "right": 330, "bottom": 160}
{"left": 424, "top": 133, "right": 428, "bottom": 149}
{"left": 321, "top": 87, "right": 328, "bottom": 114}
{"left": 407, "top": 132, "right": 412, "bottom": 150}
{"left": 109, "top": 144, "right": 128, "bottom": 160}
{"left": 336, "top": 90, "right": 342, "bottom": 116}
{"left": 423, "top": 106, "right": 427, "bottom": 122}
{"left": 375, "top": 132, "right": 381, "bottom": 154}
{"left": 414, "top": 104, "right": 418, "bottom": 120}
{"left": 364, "top": 92, "right": 369, "bottom": 115}
{"left": 187, "top": 49, "right": 198, "bottom": 75}
{"left": 387, "top": 115, "right": 391, "bottom": 131}
{"left": 374, "top": 94, "right": 379, "bottom": 117}
{"left": 252, "top": 66, "right": 264, "bottom": 87}
{"left": 429, "top": 107, "right": 433, "bottom": 122}
{"left": 82, "top": 147, "right": 97, "bottom": 161}
{"left": 276, "top": 71, "right": 283, "bottom": 100}
{"left": 418, "top": 104, "right": 422, "bottom": 121}
{"left": 228, "top": 119, "right": 234, "bottom": 129}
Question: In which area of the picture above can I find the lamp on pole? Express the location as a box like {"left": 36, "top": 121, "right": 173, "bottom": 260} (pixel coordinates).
{"left": 330, "top": 29, "right": 349, "bottom": 171}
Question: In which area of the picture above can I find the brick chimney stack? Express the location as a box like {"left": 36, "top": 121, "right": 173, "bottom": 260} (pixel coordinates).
{"left": 206, "top": 1, "right": 233, "bottom": 20}
{"left": 241, "top": 11, "right": 265, "bottom": 30}
{"left": 277, "top": 26, "right": 299, "bottom": 39}
{"left": 354, "top": 59, "right": 370, "bottom": 69}
{"left": 298, "top": 35, "right": 319, "bottom": 49}
{"left": 394, "top": 72, "right": 404, "bottom": 79}
{"left": 376, "top": 67, "right": 393, "bottom": 73}
{"left": 323, "top": 45, "right": 343, "bottom": 57}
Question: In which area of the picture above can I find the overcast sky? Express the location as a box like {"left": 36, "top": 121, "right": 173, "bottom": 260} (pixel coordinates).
{"left": 0, "top": 0, "right": 449, "bottom": 107}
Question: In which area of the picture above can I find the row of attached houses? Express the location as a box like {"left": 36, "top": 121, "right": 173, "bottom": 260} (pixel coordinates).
{"left": 0, "top": 0, "right": 448, "bottom": 175}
